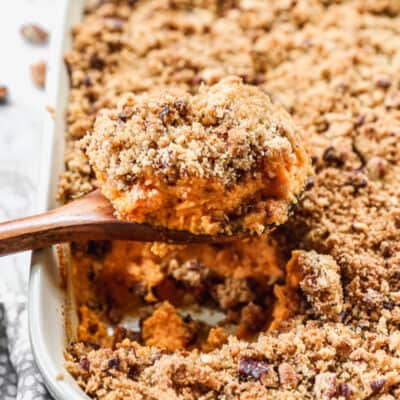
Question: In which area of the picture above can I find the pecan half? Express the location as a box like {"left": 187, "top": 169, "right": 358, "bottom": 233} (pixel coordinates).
{"left": 20, "top": 23, "right": 48, "bottom": 44}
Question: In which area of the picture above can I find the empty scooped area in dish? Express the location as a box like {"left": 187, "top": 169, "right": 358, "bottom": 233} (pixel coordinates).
{"left": 68, "top": 237, "right": 287, "bottom": 352}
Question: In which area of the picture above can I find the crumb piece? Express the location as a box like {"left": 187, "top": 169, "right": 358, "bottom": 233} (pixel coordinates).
{"left": 56, "top": 373, "right": 64, "bottom": 381}
{"left": 362, "top": 288, "right": 384, "bottom": 309}
{"left": 215, "top": 278, "right": 254, "bottom": 310}
{"left": 169, "top": 259, "right": 207, "bottom": 289}
{"left": 20, "top": 23, "right": 48, "bottom": 44}
{"left": 30, "top": 61, "right": 46, "bottom": 88}
{"left": 295, "top": 251, "right": 343, "bottom": 321}
{"left": 46, "top": 105, "right": 55, "bottom": 119}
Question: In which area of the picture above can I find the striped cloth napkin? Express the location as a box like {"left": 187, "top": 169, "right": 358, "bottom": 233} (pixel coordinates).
{"left": 0, "top": 290, "right": 51, "bottom": 399}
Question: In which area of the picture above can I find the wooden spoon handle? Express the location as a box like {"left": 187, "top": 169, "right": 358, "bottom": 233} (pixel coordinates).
{"left": 0, "top": 197, "right": 99, "bottom": 256}
{"left": 0, "top": 216, "right": 92, "bottom": 256}
{"left": 0, "top": 190, "right": 216, "bottom": 256}
{"left": 0, "top": 191, "right": 118, "bottom": 256}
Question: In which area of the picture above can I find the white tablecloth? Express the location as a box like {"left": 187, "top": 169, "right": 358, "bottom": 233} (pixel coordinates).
{"left": 0, "top": 1, "right": 58, "bottom": 398}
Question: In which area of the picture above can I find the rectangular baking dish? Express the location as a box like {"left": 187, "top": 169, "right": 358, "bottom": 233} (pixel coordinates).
{"left": 28, "top": 0, "right": 90, "bottom": 398}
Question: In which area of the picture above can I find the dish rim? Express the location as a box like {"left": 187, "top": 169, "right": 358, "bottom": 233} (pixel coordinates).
{"left": 28, "top": 0, "right": 90, "bottom": 399}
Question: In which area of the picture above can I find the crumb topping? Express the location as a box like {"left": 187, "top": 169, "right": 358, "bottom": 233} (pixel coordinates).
{"left": 85, "top": 77, "right": 302, "bottom": 187}
{"left": 295, "top": 250, "right": 344, "bottom": 321}
{"left": 84, "top": 76, "right": 310, "bottom": 235}
{"left": 62, "top": 0, "right": 400, "bottom": 398}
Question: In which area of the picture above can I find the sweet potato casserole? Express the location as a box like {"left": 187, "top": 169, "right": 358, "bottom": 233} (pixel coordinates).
{"left": 61, "top": 0, "right": 400, "bottom": 399}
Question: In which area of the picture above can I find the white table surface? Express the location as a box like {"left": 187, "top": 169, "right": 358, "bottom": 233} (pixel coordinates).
{"left": 0, "top": 0, "right": 56, "bottom": 298}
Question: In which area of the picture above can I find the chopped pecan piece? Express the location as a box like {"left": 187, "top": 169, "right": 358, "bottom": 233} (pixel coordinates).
{"left": 89, "top": 54, "right": 105, "bottom": 70}
{"left": 30, "top": 60, "right": 46, "bottom": 88}
{"left": 215, "top": 278, "right": 254, "bottom": 309}
{"left": 370, "top": 378, "right": 386, "bottom": 395}
{"left": 314, "top": 373, "right": 337, "bottom": 399}
{"left": 79, "top": 357, "right": 90, "bottom": 372}
{"left": 376, "top": 77, "right": 391, "bottom": 89}
{"left": 20, "top": 23, "right": 48, "bottom": 44}
{"left": 322, "top": 146, "right": 345, "bottom": 167}
{"left": 362, "top": 289, "right": 384, "bottom": 309}
{"left": 355, "top": 114, "right": 366, "bottom": 127}
{"left": 108, "top": 358, "right": 120, "bottom": 370}
{"left": 366, "top": 157, "right": 388, "bottom": 180}
{"left": 118, "top": 107, "right": 134, "bottom": 122}
{"left": 278, "top": 363, "right": 298, "bottom": 388}
{"left": 238, "top": 357, "right": 269, "bottom": 380}
{"left": 159, "top": 105, "right": 170, "bottom": 125}
{"left": 305, "top": 176, "right": 315, "bottom": 191}
{"left": 339, "top": 383, "right": 353, "bottom": 398}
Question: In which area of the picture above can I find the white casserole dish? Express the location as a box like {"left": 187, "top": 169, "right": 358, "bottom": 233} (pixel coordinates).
{"left": 28, "top": 0, "right": 89, "bottom": 398}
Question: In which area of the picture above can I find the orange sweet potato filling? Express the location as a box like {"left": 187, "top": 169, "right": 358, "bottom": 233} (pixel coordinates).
{"left": 71, "top": 238, "right": 283, "bottom": 312}
{"left": 74, "top": 247, "right": 303, "bottom": 350}
{"left": 101, "top": 158, "right": 301, "bottom": 236}
{"left": 77, "top": 305, "right": 111, "bottom": 347}
{"left": 269, "top": 251, "right": 302, "bottom": 332}
{"left": 71, "top": 236, "right": 287, "bottom": 350}
{"left": 142, "top": 302, "right": 196, "bottom": 351}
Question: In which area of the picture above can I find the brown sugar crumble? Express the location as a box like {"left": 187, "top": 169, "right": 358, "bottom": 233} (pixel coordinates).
{"left": 290, "top": 250, "right": 344, "bottom": 321}
{"left": 84, "top": 77, "right": 311, "bottom": 235}
{"left": 62, "top": 0, "right": 400, "bottom": 399}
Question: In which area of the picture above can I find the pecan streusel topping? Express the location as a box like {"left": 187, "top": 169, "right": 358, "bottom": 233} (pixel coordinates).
{"left": 62, "top": 0, "right": 400, "bottom": 399}
{"left": 84, "top": 77, "right": 311, "bottom": 235}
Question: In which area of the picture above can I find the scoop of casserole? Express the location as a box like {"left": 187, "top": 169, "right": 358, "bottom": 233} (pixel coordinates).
{"left": 84, "top": 77, "right": 312, "bottom": 235}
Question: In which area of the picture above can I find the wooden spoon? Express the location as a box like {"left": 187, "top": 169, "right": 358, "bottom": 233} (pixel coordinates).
{"left": 0, "top": 190, "right": 233, "bottom": 257}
